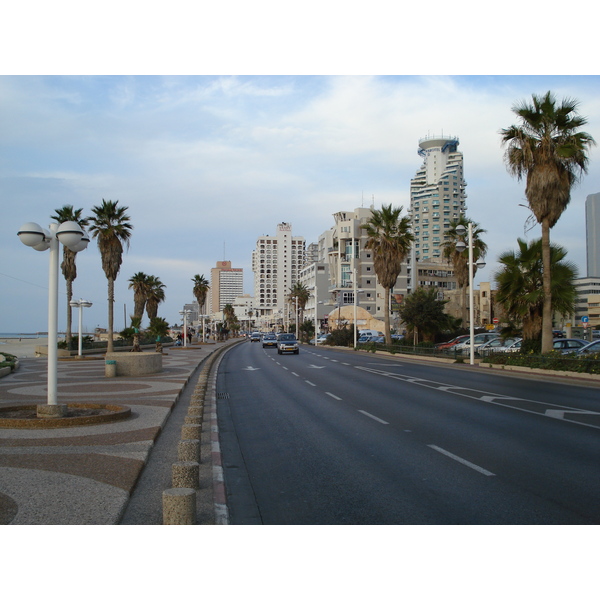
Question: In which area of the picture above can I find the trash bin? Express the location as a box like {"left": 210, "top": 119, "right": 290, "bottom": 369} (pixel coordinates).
{"left": 105, "top": 359, "right": 117, "bottom": 378}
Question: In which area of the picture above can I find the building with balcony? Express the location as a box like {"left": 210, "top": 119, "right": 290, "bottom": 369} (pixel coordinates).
{"left": 251, "top": 222, "right": 306, "bottom": 326}
{"left": 209, "top": 260, "right": 243, "bottom": 315}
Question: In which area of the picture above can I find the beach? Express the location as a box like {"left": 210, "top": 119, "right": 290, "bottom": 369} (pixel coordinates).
{"left": 0, "top": 337, "right": 49, "bottom": 358}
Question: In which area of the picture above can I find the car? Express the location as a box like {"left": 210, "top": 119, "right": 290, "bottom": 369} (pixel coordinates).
{"left": 315, "top": 334, "right": 331, "bottom": 345}
{"left": 552, "top": 338, "right": 589, "bottom": 354}
{"left": 498, "top": 338, "right": 523, "bottom": 353}
{"left": 277, "top": 333, "right": 299, "bottom": 354}
{"left": 477, "top": 336, "right": 520, "bottom": 357}
{"left": 262, "top": 333, "right": 277, "bottom": 348}
{"left": 357, "top": 335, "right": 372, "bottom": 343}
{"left": 250, "top": 332, "right": 261, "bottom": 342}
{"left": 435, "top": 335, "right": 470, "bottom": 352}
{"left": 454, "top": 333, "right": 500, "bottom": 354}
{"left": 370, "top": 336, "right": 386, "bottom": 344}
{"left": 577, "top": 340, "right": 600, "bottom": 355}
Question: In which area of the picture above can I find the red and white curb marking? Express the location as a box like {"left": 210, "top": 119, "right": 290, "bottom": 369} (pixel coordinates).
{"left": 208, "top": 353, "right": 229, "bottom": 525}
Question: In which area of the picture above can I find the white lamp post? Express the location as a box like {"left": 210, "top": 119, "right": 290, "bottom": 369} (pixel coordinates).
{"left": 69, "top": 299, "right": 93, "bottom": 357}
{"left": 18, "top": 221, "right": 87, "bottom": 416}
{"left": 179, "top": 310, "right": 192, "bottom": 347}
{"left": 455, "top": 222, "right": 486, "bottom": 365}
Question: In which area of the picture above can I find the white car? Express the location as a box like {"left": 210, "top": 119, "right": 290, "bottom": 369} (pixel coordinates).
{"left": 477, "top": 336, "right": 520, "bottom": 357}
{"left": 454, "top": 333, "right": 500, "bottom": 354}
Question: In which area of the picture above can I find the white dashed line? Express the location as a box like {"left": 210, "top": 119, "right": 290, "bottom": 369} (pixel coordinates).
{"left": 306, "top": 381, "right": 316, "bottom": 386}
{"left": 292, "top": 372, "right": 299, "bottom": 377}
{"left": 428, "top": 445, "right": 495, "bottom": 476}
{"left": 358, "top": 410, "right": 389, "bottom": 425}
{"left": 326, "top": 392, "right": 342, "bottom": 400}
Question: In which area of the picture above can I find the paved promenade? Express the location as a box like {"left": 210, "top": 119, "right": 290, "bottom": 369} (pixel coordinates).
{"left": 0, "top": 341, "right": 234, "bottom": 525}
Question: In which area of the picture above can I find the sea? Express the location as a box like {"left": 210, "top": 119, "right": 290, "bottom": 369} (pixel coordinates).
{"left": 0, "top": 333, "right": 49, "bottom": 340}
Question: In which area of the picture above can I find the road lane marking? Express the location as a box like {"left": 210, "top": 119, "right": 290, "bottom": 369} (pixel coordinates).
{"left": 358, "top": 410, "right": 389, "bottom": 425}
{"left": 292, "top": 372, "right": 299, "bottom": 377}
{"left": 306, "top": 380, "right": 316, "bottom": 386}
{"left": 326, "top": 392, "right": 342, "bottom": 400}
{"left": 428, "top": 445, "right": 495, "bottom": 476}
{"left": 342, "top": 363, "right": 350, "bottom": 366}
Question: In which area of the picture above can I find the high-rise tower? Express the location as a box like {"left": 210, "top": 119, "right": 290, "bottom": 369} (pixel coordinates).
{"left": 409, "top": 135, "right": 467, "bottom": 263}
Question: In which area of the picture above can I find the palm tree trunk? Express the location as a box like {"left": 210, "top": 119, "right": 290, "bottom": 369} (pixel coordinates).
{"left": 384, "top": 287, "right": 392, "bottom": 345}
{"left": 541, "top": 220, "right": 553, "bottom": 353}
{"left": 107, "top": 278, "right": 115, "bottom": 353}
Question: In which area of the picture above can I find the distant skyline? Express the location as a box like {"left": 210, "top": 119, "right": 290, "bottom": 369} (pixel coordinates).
{"left": 2, "top": 74, "right": 600, "bottom": 332}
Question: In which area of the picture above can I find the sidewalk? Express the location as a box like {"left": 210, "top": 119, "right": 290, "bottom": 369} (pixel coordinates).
{"left": 0, "top": 341, "right": 234, "bottom": 525}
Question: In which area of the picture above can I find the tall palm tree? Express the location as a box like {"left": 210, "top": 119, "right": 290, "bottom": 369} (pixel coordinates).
{"left": 51, "top": 205, "right": 89, "bottom": 349}
{"left": 494, "top": 238, "right": 578, "bottom": 342}
{"left": 222, "top": 304, "right": 237, "bottom": 338}
{"left": 287, "top": 281, "right": 310, "bottom": 334}
{"left": 500, "top": 91, "right": 595, "bottom": 352}
{"left": 145, "top": 275, "right": 166, "bottom": 321}
{"left": 442, "top": 216, "right": 487, "bottom": 326}
{"left": 362, "top": 204, "right": 414, "bottom": 345}
{"left": 89, "top": 199, "right": 133, "bottom": 353}
{"left": 128, "top": 272, "right": 151, "bottom": 322}
{"left": 191, "top": 274, "right": 210, "bottom": 313}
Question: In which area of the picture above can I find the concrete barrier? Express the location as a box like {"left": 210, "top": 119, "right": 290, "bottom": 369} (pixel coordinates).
{"left": 181, "top": 424, "right": 202, "bottom": 440}
{"left": 178, "top": 439, "right": 201, "bottom": 463}
{"left": 172, "top": 461, "right": 200, "bottom": 489}
{"left": 104, "top": 351, "right": 162, "bottom": 376}
{"left": 162, "top": 488, "right": 196, "bottom": 525}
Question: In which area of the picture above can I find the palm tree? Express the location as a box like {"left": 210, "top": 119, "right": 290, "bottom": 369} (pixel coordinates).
{"left": 442, "top": 217, "right": 487, "bottom": 326}
{"left": 287, "top": 281, "right": 310, "bottom": 335}
{"left": 129, "top": 315, "right": 143, "bottom": 353}
{"left": 494, "top": 238, "right": 578, "bottom": 345}
{"left": 222, "top": 304, "right": 237, "bottom": 338}
{"left": 51, "top": 205, "right": 89, "bottom": 349}
{"left": 145, "top": 276, "right": 166, "bottom": 321}
{"left": 500, "top": 91, "right": 595, "bottom": 352}
{"left": 128, "top": 272, "right": 151, "bottom": 322}
{"left": 89, "top": 199, "right": 133, "bottom": 353}
{"left": 147, "top": 316, "right": 170, "bottom": 353}
{"left": 192, "top": 274, "right": 210, "bottom": 313}
{"left": 362, "top": 204, "right": 414, "bottom": 345}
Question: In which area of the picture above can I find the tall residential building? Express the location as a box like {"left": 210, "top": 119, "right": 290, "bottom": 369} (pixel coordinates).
{"left": 407, "top": 135, "right": 466, "bottom": 296}
{"left": 586, "top": 192, "right": 600, "bottom": 278}
{"left": 409, "top": 135, "right": 467, "bottom": 264}
{"left": 209, "top": 260, "right": 244, "bottom": 314}
{"left": 252, "top": 222, "right": 306, "bottom": 321}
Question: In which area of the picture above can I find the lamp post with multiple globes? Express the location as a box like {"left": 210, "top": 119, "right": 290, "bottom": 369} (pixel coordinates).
{"left": 18, "top": 221, "right": 89, "bottom": 416}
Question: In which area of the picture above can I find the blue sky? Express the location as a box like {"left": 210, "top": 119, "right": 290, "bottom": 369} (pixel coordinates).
{"left": 2, "top": 74, "right": 600, "bottom": 333}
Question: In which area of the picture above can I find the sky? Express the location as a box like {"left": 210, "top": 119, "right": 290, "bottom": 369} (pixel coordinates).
{"left": 3, "top": 74, "right": 600, "bottom": 333}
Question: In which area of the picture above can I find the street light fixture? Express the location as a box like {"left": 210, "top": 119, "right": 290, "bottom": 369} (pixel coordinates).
{"left": 18, "top": 220, "right": 88, "bottom": 416}
{"left": 455, "top": 222, "right": 486, "bottom": 365}
{"left": 69, "top": 299, "right": 93, "bottom": 357}
{"left": 179, "top": 309, "right": 192, "bottom": 347}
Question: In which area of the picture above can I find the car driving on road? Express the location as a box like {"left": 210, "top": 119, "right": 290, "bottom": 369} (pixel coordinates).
{"left": 277, "top": 333, "right": 299, "bottom": 355}
{"left": 262, "top": 333, "right": 277, "bottom": 348}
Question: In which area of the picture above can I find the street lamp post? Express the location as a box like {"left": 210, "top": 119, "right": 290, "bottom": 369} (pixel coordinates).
{"left": 69, "top": 299, "right": 93, "bottom": 357}
{"left": 455, "top": 222, "right": 486, "bottom": 365}
{"left": 18, "top": 220, "right": 88, "bottom": 416}
{"left": 179, "top": 310, "right": 192, "bottom": 347}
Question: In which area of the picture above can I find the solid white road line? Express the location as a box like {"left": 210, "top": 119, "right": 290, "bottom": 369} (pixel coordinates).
{"left": 358, "top": 410, "right": 389, "bottom": 425}
{"left": 428, "top": 445, "right": 495, "bottom": 476}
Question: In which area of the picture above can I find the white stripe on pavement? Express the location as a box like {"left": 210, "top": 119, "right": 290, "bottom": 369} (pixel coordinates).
{"left": 428, "top": 445, "right": 495, "bottom": 476}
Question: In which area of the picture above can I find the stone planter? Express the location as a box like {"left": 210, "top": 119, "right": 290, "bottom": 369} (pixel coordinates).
{"left": 104, "top": 351, "right": 162, "bottom": 376}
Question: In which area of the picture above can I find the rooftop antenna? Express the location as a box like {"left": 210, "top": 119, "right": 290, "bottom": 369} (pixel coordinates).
{"left": 223, "top": 242, "right": 226, "bottom": 261}
{"left": 371, "top": 194, "right": 375, "bottom": 209}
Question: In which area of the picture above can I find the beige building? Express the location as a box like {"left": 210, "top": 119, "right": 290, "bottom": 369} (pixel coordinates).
{"left": 209, "top": 261, "right": 244, "bottom": 316}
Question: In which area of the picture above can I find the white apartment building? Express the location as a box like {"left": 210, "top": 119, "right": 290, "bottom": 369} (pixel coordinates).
{"left": 251, "top": 222, "right": 306, "bottom": 324}
{"left": 407, "top": 135, "right": 466, "bottom": 295}
{"left": 315, "top": 207, "right": 409, "bottom": 327}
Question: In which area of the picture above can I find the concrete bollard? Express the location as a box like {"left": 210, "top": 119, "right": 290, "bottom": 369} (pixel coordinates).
{"left": 181, "top": 424, "right": 202, "bottom": 440}
{"left": 105, "top": 360, "right": 117, "bottom": 378}
{"left": 172, "top": 461, "right": 200, "bottom": 489}
{"left": 184, "top": 415, "right": 202, "bottom": 425}
{"left": 178, "top": 439, "right": 201, "bottom": 463}
{"left": 162, "top": 488, "right": 196, "bottom": 524}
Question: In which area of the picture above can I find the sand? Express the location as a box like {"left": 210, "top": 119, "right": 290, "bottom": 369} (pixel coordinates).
{"left": 0, "top": 338, "right": 49, "bottom": 359}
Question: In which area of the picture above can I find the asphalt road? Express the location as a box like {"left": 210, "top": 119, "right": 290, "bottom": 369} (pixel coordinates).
{"left": 216, "top": 341, "right": 600, "bottom": 525}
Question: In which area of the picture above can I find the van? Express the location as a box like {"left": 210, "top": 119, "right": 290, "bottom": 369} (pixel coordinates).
{"left": 358, "top": 330, "right": 384, "bottom": 338}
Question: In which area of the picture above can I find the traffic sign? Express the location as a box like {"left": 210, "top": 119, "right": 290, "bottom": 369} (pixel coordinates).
{"left": 581, "top": 316, "right": 589, "bottom": 323}
{"left": 493, "top": 318, "right": 499, "bottom": 324}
